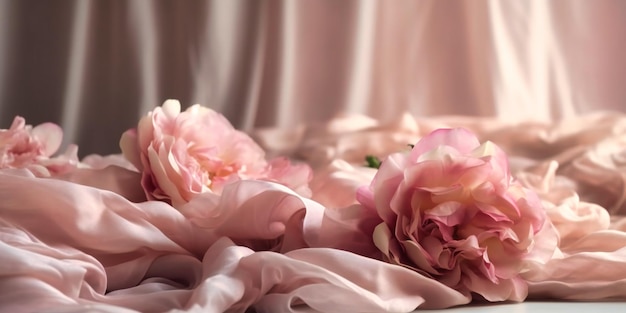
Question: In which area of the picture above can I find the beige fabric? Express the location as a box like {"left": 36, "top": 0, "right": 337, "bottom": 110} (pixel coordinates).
{"left": 1, "top": 1, "right": 625, "bottom": 155}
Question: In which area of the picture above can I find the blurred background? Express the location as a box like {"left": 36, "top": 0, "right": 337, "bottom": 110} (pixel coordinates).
{"left": 0, "top": 0, "right": 625, "bottom": 156}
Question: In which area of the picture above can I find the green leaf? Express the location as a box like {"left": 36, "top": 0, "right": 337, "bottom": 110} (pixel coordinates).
{"left": 365, "top": 155, "right": 381, "bottom": 169}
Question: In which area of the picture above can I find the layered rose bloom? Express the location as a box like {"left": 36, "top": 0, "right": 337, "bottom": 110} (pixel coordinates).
{"left": 120, "top": 100, "right": 311, "bottom": 208}
{"left": 357, "top": 128, "right": 554, "bottom": 301}
{"left": 0, "top": 116, "right": 78, "bottom": 176}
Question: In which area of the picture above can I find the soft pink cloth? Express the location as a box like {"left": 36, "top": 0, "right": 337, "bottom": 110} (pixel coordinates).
{"left": 4, "top": 1, "right": 626, "bottom": 157}
{"left": 0, "top": 168, "right": 467, "bottom": 312}
{"left": 256, "top": 112, "right": 626, "bottom": 303}
{"left": 3, "top": 113, "right": 626, "bottom": 312}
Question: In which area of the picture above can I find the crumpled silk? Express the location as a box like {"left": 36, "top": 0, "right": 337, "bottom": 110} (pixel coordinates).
{"left": 256, "top": 112, "right": 626, "bottom": 215}
{"left": 4, "top": 112, "right": 626, "bottom": 312}
{"left": 255, "top": 112, "right": 626, "bottom": 302}
{"left": 0, "top": 167, "right": 467, "bottom": 312}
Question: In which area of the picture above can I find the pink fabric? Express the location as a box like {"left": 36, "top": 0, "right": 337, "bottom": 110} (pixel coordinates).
{"left": 0, "top": 168, "right": 467, "bottom": 312}
{"left": 255, "top": 112, "right": 626, "bottom": 304}
{"left": 3, "top": 112, "right": 626, "bottom": 311}
{"left": 3, "top": 2, "right": 626, "bottom": 311}
{"left": 3, "top": 1, "right": 626, "bottom": 156}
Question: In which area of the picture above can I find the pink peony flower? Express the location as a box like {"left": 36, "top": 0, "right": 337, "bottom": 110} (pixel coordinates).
{"left": 0, "top": 116, "right": 61, "bottom": 166}
{"left": 357, "top": 128, "right": 555, "bottom": 302}
{"left": 120, "top": 100, "right": 311, "bottom": 207}
{"left": 0, "top": 116, "right": 77, "bottom": 176}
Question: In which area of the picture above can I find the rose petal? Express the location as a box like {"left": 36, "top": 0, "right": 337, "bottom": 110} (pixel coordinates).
{"left": 147, "top": 144, "right": 185, "bottom": 205}
{"left": 409, "top": 128, "right": 481, "bottom": 162}
{"left": 162, "top": 99, "right": 182, "bottom": 118}
{"left": 30, "top": 123, "right": 63, "bottom": 156}
{"left": 119, "top": 129, "right": 143, "bottom": 171}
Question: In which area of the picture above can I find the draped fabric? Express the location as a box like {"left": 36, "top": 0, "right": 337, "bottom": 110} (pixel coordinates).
{"left": 4, "top": 2, "right": 626, "bottom": 311}
{"left": 4, "top": 112, "right": 626, "bottom": 312}
{"left": 1, "top": 0, "right": 625, "bottom": 156}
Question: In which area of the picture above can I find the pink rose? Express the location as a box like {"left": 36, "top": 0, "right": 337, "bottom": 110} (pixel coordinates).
{"left": 357, "top": 128, "right": 554, "bottom": 301}
{"left": 0, "top": 116, "right": 76, "bottom": 176}
{"left": 120, "top": 100, "right": 311, "bottom": 207}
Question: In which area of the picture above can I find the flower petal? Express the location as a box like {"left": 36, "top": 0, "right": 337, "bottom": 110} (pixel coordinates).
{"left": 119, "top": 129, "right": 143, "bottom": 171}
{"left": 409, "top": 128, "right": 481, "bottom": 162}
{"left": 31, "top": 122, "right": 63, "bottom": 156}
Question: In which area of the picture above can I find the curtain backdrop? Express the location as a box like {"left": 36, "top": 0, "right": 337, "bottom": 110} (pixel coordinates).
{"left": 1, "top": 0, "right": 625, "bottom": 155}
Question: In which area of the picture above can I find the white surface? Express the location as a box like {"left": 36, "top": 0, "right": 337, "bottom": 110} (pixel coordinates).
{"left": 424, "top": 301, "right": 626, "bottom": 313}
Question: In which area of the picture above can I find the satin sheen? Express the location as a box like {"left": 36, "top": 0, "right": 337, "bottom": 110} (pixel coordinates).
{"left": 2, "top": 113, "right": 626, "bottom": 311}
{"left": 2, "top": 1, "right": 626, "bottom": 311}
{"left": 1, "top": 1, "right": 626, "bottom": 155}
